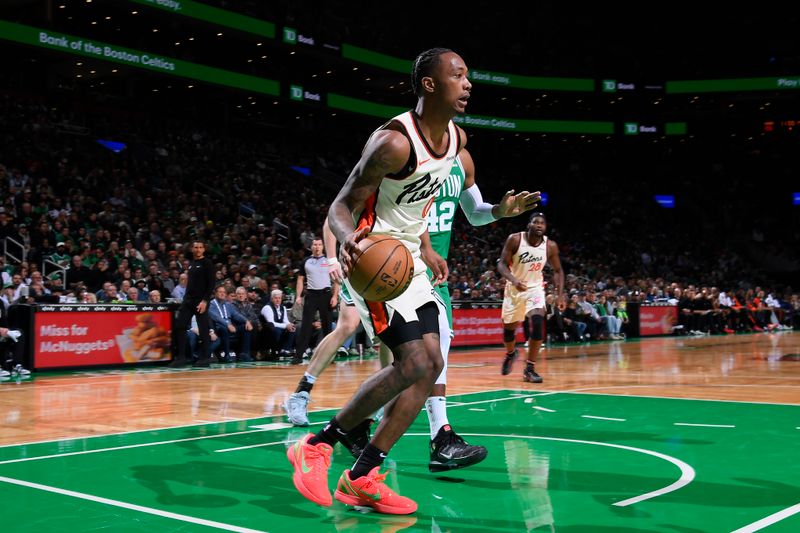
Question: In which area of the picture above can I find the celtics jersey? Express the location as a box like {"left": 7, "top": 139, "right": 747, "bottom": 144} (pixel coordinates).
{"left": 426, "top": 155, "right": 465, "bottom": 260}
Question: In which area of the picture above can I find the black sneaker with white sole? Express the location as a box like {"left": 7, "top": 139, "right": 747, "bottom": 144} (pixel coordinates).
{"left": 523, "top": 366, "right": 543, "bottom": 383}
{"left": 501, "top": 349, "right": 518, "bottom": 375}
{"left": 429, "top": 425, "right": 488, "bottom": 472}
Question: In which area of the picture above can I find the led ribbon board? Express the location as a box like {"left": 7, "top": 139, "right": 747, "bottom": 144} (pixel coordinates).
{"left": 0, "top": 20, "right": 279, "bottom": 95}
{"left": 129, "top": 0, "right": 275, "bottom": 38}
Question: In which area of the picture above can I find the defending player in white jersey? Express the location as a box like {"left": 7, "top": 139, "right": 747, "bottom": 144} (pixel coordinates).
{"left": 497, "top": 212, "right": 564, "bottom": 382}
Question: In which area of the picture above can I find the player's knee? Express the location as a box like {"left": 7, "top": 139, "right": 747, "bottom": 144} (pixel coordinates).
{"left": 395, "top": 345, "right": 440, "bottom": 384}
{"left": 429, "top": 350, "right": 444, "bottom": 381}
{"left": 340, "top": 312, "right": 360, "bottom": 335}
{"left": 503, "top": 328, "right": 516, "bottom": 343}
{"left": 530, "top": 314, "right": 544, "bottom": 341}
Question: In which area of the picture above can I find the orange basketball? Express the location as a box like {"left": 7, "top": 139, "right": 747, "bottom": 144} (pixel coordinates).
{"left": 348, "top": 235, "right": 414, "bottom": 302}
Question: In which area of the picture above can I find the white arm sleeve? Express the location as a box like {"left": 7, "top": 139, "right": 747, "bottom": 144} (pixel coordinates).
{"left": 459, "top": 183, "right": 498, "bottom": 226}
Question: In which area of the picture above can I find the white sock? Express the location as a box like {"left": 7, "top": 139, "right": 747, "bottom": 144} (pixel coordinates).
{"left": 303, "top": 372, "right": 316, "bottom": 384}
{"left": 425, "top": 396, "right": 449, "bottom": 439}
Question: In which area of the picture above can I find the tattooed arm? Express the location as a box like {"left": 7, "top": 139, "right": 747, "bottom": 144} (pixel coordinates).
{"left": 328, "top": 128, "right": 410, "bottom": 277}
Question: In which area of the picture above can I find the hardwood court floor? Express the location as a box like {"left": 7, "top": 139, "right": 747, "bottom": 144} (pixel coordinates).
{"left": 0, "top": 331, "right": 798, "bottom": 532}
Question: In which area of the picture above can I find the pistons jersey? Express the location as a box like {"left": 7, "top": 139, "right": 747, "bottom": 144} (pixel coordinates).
{"left": 355, "top": 111, "right": 460, "bottom": 272}
{"left": 507, "top": 233, "right": 548, "bottom": 292}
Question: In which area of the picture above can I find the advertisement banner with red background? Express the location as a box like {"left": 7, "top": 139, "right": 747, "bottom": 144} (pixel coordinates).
{"left": 638, "top": 305, "right": 678, "bottom": 336}
{"left": 34, "top": 306, "right": 173, "bottom": 369}
{"left": 452, "top": 307, "right": 524, "bottom": 347}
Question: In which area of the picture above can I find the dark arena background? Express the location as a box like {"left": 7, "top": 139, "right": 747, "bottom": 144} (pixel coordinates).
{"left": 0, "top": 2, "right": 799, "bottom": 532}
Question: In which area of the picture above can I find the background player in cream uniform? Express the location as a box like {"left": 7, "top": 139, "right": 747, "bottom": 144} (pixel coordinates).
{"left": 498, "top": 212, "right": 564, "bottom": 383}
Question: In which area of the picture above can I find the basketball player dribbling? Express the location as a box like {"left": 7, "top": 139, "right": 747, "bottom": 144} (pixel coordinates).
{"left": 285, "top": 150, "right": 540, "bottom": 472}
{"left": 498, "top": 212, "right": 564, "bottom": 382}
{"left": 287, "top": 48, "right": 489, "bottom": 515}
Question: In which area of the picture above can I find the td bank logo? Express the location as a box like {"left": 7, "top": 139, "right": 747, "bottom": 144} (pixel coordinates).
{"left": 290, "top": 85, "right": 303, "bottom": 101}
{"left": 602, "top": 79, "right": 617, "bottom": 92}
{"left": 283, "top": 27, "right": 297, "bottom": 44}
{"left": 624, "top": 122, "right": 639, "bottom": 135}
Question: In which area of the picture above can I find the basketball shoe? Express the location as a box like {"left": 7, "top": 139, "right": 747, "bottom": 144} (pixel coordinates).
{"left": 429, "top": 424, "right": 488, "bottom": 472}
{"left": 501, "top": 349, "right": 518, "bottom": 375}
{"left": 334, "top": 467, "right": 417, "bottom": 514}
{"left": 284, "top": 391, "right": 310, "bottom": 426}
{"left": 523, "top": 366, "right": 543, "bottom": 383}
{"left": 286, "top": 433, "right": 333, "bottom": 506}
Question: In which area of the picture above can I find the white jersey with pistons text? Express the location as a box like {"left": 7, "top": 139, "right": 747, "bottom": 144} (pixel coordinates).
{"left": 355, "top": 110, "right": 459, "bottom": 274}
{"left": 506, "top": 233, "right": 548, "bottom": 293}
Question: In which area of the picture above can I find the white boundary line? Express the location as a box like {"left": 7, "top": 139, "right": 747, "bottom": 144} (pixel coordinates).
{"left": 215, "top": 440, "right": 288, "bottom": 454}
{"left": 0, "top": 428, "right": 273, "bottom": 465}
{"left": 406, "top": 431, "right": 695, "bottom": 507}
{"left": 0, "top": 414, "right": 272, "bottom": 450}
{"left": 582, "top": 415, "right": 626, "bottom": 422}
{"left": 215, "top": 422, "right": 326, "bottom": 453}
{"left": 674, "top": 423, "right": 735, "bottom": 428}
{"left": 730, "top": 502, "right": 800, "bottom": 533}
{"left": 0, "top": 475, "right": 268, "bottom": 533}
{"left": 502, "top": 386, "right": 800, "bottom": 407}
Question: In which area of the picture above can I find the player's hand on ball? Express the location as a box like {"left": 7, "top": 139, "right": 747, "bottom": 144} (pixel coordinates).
{"left": 339, "top": 226, "right": 370, "bottom": 277}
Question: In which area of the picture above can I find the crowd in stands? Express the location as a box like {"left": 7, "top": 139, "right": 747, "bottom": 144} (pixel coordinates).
{"left": 0, "top": 89, "right": 798, "bottom": 366}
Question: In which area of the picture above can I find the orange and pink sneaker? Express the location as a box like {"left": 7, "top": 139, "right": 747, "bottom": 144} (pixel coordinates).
{"left": 286, "top": 433, "right": 333, "bottom": 506}
{"left": 334, "top": 467, "right": 417, "bottom": 515}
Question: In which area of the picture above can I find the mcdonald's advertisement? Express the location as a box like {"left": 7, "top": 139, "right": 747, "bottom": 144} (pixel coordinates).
{"left": 33, "top": 306, "right": 173, "bottom": 369}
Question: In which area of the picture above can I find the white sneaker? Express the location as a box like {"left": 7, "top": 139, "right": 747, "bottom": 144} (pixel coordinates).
{"left": 6, "top": 330, "right": 21, "bottom": 342}
{"left": 284, "top": 391, "right": 310, "bottom": 426}
{"left": 0, "top": 369, "right": 9, "bottom": 377}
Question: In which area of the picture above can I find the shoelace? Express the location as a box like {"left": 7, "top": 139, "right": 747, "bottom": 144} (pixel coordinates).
{"left": 359, "top": 470, "right": 388, "bottom": 493}
{"left": 436, "top": 431, "right": 465, "bottom": 450}
{"left": 450, "top": 433, "right": 467, "bottom": 446}
{"left": 303, "top": 442, "right": 332, "bottom": 471}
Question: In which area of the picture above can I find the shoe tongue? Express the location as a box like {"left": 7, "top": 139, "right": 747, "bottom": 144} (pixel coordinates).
{"left": 366, "top": 466, "right": 386, "bottom": 483}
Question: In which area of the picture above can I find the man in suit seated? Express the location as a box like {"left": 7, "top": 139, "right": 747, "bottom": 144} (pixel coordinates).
{"left": 208, "top": 285, "right": 252, "bottom": 363}
{"left": 261, "top": 289, "right": 296, "bottom": 358}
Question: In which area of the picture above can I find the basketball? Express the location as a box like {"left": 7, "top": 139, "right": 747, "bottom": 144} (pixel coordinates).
{"left": 348, "top": 235, "right": 414, "bottom": 302}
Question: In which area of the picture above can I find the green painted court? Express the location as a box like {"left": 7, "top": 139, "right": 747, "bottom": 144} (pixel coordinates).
{"left": 1, "top": 389, "right": 798, "bottom": 532}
